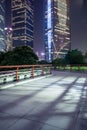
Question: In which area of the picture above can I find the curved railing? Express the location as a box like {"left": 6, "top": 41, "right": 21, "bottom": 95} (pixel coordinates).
{"left": 0, "top": 65, "right": 52, "bottom": 85}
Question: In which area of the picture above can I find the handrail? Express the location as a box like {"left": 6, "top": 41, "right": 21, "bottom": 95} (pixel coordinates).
{"left": 0, "top": 64, "right": 51, "bottom": 69}
{"left": 54, "top": 65, "right": 87, "bottom": 72}
{"left": 0, "top": 64, "right": 52, "bottom": 84}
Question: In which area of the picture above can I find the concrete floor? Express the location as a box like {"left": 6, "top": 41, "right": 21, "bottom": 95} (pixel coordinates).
{"left": 0, "top": 71, "right": 87, "bottom": 130}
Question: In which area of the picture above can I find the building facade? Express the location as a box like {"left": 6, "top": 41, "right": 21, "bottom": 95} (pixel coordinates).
{"left": 4, "top": 27, "right": 12, "bottom": 51}
{"left": 0, "top": 0, "right": 5, "bottom": 52}
{"left": 11, "top": 0, "right": 34, "bottom": 48}
{"left": 44, "top": 0, "right": 70, "bottom": 62}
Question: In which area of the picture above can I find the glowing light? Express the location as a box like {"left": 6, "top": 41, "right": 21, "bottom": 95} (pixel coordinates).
{"left": 9, "top": 28, "right": 12, "bottom": 31}
{"left": 4, "top": 27, "right": 7, "bottom": 30}
{"left": 47, "top": 0, "right": 52, "bottom": 61}
{"left": 41, "top": 52, "right": 45, "bottom": 56}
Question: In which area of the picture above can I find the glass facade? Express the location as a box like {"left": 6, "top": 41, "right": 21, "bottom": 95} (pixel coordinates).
{"left": 11, "top": 0, "right": 34, "bottom": 48}
{"left": 5, "top": 27, "right": 12, "bottom": 51}
{"left": 44, "top": 0, "right": 70, "bottom": 62}
{"left": 0, "top": 0, "right": 5, "bottom": 52}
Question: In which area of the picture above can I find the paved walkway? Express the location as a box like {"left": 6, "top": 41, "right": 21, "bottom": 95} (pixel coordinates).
{"left": 0, "top": 71, "right": 87, "bottom": 130}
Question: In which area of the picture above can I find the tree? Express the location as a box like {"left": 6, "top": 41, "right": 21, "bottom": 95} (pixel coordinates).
{"left": 84, "top": 51, "right": 87, "bottom": 57}
{"left": 84, "top": 51, "right": 87, "bottom": 63}
{"left": 52, "top": 58, "right": 65, "bottom": 68}
{"left": 0, "top": 52, "right": 5, "bottom": 65}
{"left": 0, "top": 46, "right": 38, "bottom": 65}
{"left": 64, "top": 49, "right": 84, "bottom": 65}
{"left": 38, "top": 60, "right": 49, "bottom": 64}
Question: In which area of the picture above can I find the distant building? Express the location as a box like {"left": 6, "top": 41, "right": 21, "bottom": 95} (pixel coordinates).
{"left": 11, "top": 0, "right": 34, "bottom": 48}
{"left": 44, "top": 0, "right": 70, "bottom": 62}
{"left": 0, "top": 0, "right": 5, "bottom": 52}
{"left": 4, "top": 27, "right": 12, "bottom": 51}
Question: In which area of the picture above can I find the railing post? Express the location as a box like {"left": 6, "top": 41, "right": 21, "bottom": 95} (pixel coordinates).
{"left": 16, "top": 67, "right": 19, "bottom": 81}
{"left": 42, "top": 66, "right": 44, "bottom": 76}
{"left": 32, "top": 66, "right": 34, "bottom": 78}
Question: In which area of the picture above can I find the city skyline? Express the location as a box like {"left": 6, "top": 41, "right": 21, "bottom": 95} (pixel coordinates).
{"left": 4, "top": 0, "right": 87, "bottom": 55}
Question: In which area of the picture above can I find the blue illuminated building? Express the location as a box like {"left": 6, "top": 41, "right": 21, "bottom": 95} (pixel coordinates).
{"left": 11, "top": 0, "right": 34, "bottom": 48}
{"left": 44, "top": 0, "right": 70, "bottom": 62}
{"left": 0, "top": 0, "right": 5, "bottom": 52}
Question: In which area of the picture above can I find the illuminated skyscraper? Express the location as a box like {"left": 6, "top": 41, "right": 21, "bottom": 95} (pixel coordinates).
{"left": 0, "top": 0, "right": 5, "bottom": 52}
{"left": 44, "top": 0, "right": 70, "bottom": 62}
{"left": 4, "top": 27, "right": 12, "bottom": 51}
{"left": 11, "top": 0, "right": 34, "bottom": 48}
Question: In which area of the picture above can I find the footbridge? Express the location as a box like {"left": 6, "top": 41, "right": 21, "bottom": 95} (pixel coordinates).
{"left": 0, "top": 65, "right": 87, "bottom": 130}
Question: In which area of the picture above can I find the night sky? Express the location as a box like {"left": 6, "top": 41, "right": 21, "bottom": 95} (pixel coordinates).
{"left": 5, "top": 0, "right": 87, "bottom": 54}
{"left": 71, "top": 0, "right": 87, "bottom": 53}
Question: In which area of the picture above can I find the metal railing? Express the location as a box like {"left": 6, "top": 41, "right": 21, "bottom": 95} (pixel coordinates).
{"left": 0, "top": 65, "right": 52, "bottom": 85}
{"left": 54, "top": 64, "right": 87, "bottom": 72}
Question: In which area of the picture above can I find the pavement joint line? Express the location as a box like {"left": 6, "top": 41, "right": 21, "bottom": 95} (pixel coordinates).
{"left": 0, "top": 110, "right": 26, "bottom": 118}
{"left": 6, "top": 115, "right": 64, "bottom": 130}
{"left": 0, "top": 111, "right": 15, "bottom": 117}
{"left": 0, "top": 106, "right": 41, "bottom": 129}
{"left": 71, "top": 78, "right": 87, "bottom": 130}
{"left": 21, "top": 116, "right": 64, "bottom": 130}
{"left": 1, "top": 109, "right": 62, "bottom": 130}
{"left": 0, "top": 74, "right": 52, "bottom": 90}
{"left": 0, "top": 110, "right": 25, "bottom": 130}
{"left": 5, "top": 116, "right": 23, "bottom": 130}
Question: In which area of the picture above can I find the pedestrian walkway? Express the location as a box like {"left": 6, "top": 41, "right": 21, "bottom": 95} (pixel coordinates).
{"left": 0, "top": 71, "right": 87, "bottom": 130}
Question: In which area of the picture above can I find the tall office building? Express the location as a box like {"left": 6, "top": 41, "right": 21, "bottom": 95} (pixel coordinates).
{"left": 11, "top": 0, "right": 34, "bottom": 48}
{"left": 44, "top": 0, "right": 70, "bottom": 62}
{"left": 0, "top": 0, "right": 5, "bottom": 52}
{"left": 4, "top": 27, "right": 12, "bottom": 51}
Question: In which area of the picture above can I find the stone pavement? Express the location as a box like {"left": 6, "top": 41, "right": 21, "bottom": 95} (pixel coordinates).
{"left": 0, "top": 71, "right": 87, "bottom": 130}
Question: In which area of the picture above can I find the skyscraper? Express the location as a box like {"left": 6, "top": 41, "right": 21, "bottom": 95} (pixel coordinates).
{"left": 4, "top": 27, "right": 12, "bottom": 51}
{"left": 0, "top": 0, "right": 5, "bottom": 52}
{"left": 11, "top": 0, "right": 34, "bottom": 48}
{"left": 44, "top": 0, "right": 70, "bottom": 62}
